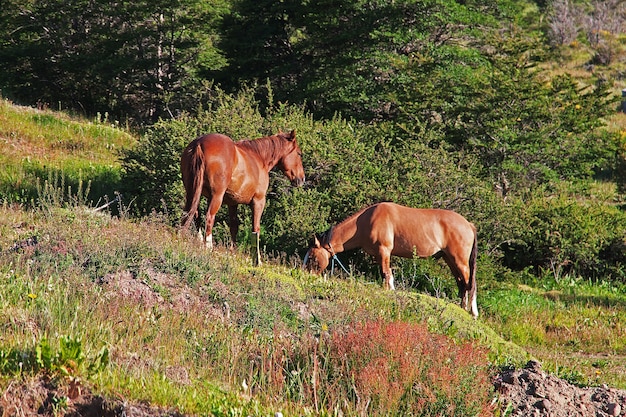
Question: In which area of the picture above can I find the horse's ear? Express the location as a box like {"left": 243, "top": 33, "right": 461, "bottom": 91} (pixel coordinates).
{"left": 288, "top": 129, "right": 296, "bottom": 141}
{"left": 310, "top": 233, "right": 321, "bottom": 248}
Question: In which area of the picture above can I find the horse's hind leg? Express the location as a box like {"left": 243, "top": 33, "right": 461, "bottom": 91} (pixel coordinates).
{"left": 443, "top": 253, "right": 471, "bottom": 312}
{"left": 194, "top": 210, "right": 204, "bottom": 243}
{"left": 204, "top": 194, "right": 225, "bottom": 249}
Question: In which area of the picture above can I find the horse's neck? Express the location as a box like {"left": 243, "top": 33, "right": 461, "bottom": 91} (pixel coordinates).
{"left": 328, "top": 218, "right": 359, "bottom": 253}
{"left": 240, "top": 136, "right": 283, "bottom": 170}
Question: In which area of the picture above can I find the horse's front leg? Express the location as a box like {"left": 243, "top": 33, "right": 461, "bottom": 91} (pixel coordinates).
{"left": 227, "top": 205, "right": 239, "bottom": 248}
{"left": 377, "top": 248, "right": 395, "bottom": 290}
{"left": 250, "top": 197, "right": 266, "bottom": 266}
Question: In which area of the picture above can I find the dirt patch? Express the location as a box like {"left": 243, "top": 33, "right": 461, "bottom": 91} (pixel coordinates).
{"left": 495, "top": 360, "right": 626, "bottom": 416}
{"left": 0, "top": 377, "right": 185, "bottom": 417}
{"left": 98, "top": 268, "right": 226, "bottom": 321}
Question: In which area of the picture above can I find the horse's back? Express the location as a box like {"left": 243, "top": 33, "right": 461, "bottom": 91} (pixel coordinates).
{"left": 194, "top": 133, "right": 236, "bottom": 157}
{"left": 369, "top": 202, "right": 474, "bottom": 257}
{"left": 181, "top": 133, "right": 238, "bottom": 193}
{"left": 182, "top": 133, "right": 235, "bottom": 163}
{"left": 200, "top": 133, "right": 238, "bottom": 172}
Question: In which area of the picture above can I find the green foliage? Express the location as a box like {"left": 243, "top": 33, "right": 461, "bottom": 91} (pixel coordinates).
{"left": 0, "top": 336, "right": 108, "bottom": 379}
{"left": 219, "top": 0, "right": 526, "bottom": 121}
{"left": 120, "top": 118, "right": 192, "bottom": 218}
{"left": 501, "top": 188, "right": 626, "bottom": 281}
{"left": 392, "top": 24, "right": 618, "bottom": 190}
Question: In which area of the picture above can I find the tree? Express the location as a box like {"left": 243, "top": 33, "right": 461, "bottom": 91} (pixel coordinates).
{"left": 443, "top": 29, "right": 617, "bottom": 190}
{"left": 0, "top": 0, "right": 229, "bottom": 123}
{"left": 213, "top": 0, "right": 302, "bottom": 95}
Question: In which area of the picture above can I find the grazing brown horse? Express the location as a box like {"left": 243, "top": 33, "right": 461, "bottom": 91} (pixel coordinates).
{"left": 303, "top": 202, "right": 478, "bottom": 317}
{"left": 181, "top": 130, "right": 305, "bottom": 265}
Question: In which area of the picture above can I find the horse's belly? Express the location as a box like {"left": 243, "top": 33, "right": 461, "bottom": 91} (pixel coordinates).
{"left": 392, "top": 239, "right": 439, "bottom": 259}
{"left": 224, "top": 189, "right": 253, "bottom": 205}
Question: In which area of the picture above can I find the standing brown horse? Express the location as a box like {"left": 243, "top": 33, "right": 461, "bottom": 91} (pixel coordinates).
{"left": 181, "top": 130, "right": 305, "bottom": 265}
{"left": 303, "top": 202, "right": 478, "bottom": 317}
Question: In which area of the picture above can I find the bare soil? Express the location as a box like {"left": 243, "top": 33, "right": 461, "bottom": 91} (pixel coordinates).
{"left": 0, "top": 377, "right": 184, "bottom": 417}
{"left": 495, "top": 360, "right": 626, "bottom": 416}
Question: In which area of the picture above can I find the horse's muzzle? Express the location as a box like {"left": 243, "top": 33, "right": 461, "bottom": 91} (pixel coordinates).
{"left": 292, "top": 176, "right": 305, "bottom": 187}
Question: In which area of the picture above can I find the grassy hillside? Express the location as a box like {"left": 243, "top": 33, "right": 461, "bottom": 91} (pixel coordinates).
{"left": 0, "top": 202, "right": 530, "bottom": 415}
{"left": 1, "top": 100, "right": 625, "bottom": 415}
{"left": 0, "top": 98, "right": 135, "bottom": 207}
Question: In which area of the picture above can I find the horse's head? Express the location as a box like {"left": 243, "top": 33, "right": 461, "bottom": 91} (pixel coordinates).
{"left": 302, "top": 233, "right": 331, "bottom": 274}
{"left": 277, "top": 129, "right": 305, "bottom": 187}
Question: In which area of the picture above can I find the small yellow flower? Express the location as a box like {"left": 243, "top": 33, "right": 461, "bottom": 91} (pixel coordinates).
{"left": 575, "top": 104, "right": 581, "bottom": 110}
{"left": 27, "top": 293, "right": 37, "bottom": 300}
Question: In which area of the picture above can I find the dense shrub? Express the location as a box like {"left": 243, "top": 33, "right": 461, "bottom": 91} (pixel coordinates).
{"left": 120, "top": 118, "right": 192, "bottom": 218}
{"left": 501, "top": 190, "right": 626, "bottom": 281}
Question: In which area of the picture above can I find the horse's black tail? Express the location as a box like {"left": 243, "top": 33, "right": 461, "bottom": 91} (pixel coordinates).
{"left": 468, "top": 225, "right": 478, "bottom": 318}
{"left": 181, "top": 141, "right": 205, "bottom": 231}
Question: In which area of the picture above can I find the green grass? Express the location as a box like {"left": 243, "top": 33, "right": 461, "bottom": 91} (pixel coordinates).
{"left": 481, "top": 279, "right": 626, "bottom": 388}
{"left": 0, "top": 98, "right": 135, "bottom": 206}
{"left": 0, "top": 100, "right": 132, "bottom": 159}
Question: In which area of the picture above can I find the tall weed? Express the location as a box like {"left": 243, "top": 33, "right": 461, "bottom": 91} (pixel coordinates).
{"left": 242, "top": 320, "right": 493, "bottom": 416}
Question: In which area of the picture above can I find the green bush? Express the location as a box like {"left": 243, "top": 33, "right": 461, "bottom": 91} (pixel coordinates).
{"left": 501, "top": 190, "right": 626, "bottom": 281}
{"left": 0, "top": 336, "right": 108, "bottom": 379}
{"left": 120, "top": 118, "right": 192, "bottom": 218}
